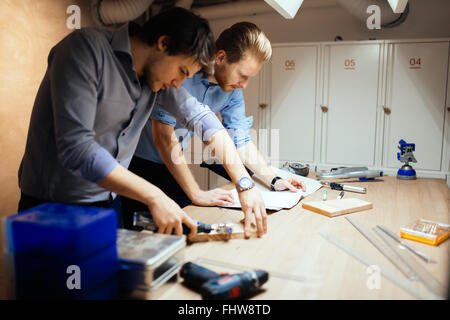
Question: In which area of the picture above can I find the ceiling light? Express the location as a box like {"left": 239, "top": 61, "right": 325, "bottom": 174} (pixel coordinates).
{"left": 264, "top": 0, "right": 304, "bottom": 19}
{"left": 387, "top": 0, "right": 408, "bottom": 13}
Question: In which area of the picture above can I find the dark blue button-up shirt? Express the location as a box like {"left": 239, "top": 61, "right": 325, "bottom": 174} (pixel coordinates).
{"left": 18, "top": 24, "right": 223, "bottom": 203}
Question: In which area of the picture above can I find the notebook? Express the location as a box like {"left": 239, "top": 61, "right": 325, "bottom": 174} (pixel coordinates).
{"left": 220, "top": 166, "right": 322, "bottom": 211}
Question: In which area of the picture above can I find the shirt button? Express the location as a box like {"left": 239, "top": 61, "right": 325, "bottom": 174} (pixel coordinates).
{"left": 121, "top": 132, "right": 126, "bottom": 136}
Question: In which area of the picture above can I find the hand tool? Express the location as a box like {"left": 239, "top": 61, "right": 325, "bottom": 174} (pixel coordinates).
{"left": 319, "top": 232, "right": 440, "bottom": 300}
{"left": 194, "top": 258, "right": 307, "bottom": 283}
{"left": 321, "top": 181, "right": 366, "bottom": 194}
{"left": 346, "top": 216, "right": 415, "bottom": 279}
{"left": 346, "top": 217, "right": 446, "bottom": 299}
{"left": 133, "top": 211, "right": 232, "bottom": 235}
{"left": 336, "top": 191, "right": 345, "bottom": 200}
{"left": 317, "top": 167, "right": 383, "bottom": 179}
{"left": 374, "top": 226, "right": 447, "bottom": 299}
{"left": 396, "top": 139, "right": 417, "bottom": 180}
{"left": 180, "top": 262, "right": 222, "bottom": 290}
{"left": 376, "top": 225, "right": 437, "bottom": 264}
{"left": 180, "top": 262, "right": 269, "bottom": 300}
{"left": 281, "top": 162, "right": 310, "bottom": 177}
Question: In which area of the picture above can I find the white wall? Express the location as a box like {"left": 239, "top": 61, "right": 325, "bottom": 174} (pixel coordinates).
{"left": 209, "top": 0, "right": 450, "bottom": 43}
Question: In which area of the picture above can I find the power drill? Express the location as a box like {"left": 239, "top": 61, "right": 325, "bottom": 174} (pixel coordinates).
{"left": 180, "top": 262, "right": 269, "bottom": 300}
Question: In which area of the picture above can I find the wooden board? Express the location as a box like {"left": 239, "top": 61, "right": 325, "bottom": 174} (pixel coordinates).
{"left": 302, "top": 198, "right": 373, "bottom": 217}
{"left": 189, "top": 220, "right": 258, "bottom": 243}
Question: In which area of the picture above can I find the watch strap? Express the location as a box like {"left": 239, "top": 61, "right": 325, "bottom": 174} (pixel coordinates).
{"left": 270, "top": 176, "right": 283, "bottom": 191}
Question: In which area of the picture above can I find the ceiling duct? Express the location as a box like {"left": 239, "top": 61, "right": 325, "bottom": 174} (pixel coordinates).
{"left": 336, "top": 0, "right": 409, "bottom": 28}
{"left": 92, "top": 0, "right": 154, "bottom": 26}
{"left": 91, "top": 0, "right": 193, "bottom": 27}
{"left": 193, "top": 0, "right": 338, "bottom": 21}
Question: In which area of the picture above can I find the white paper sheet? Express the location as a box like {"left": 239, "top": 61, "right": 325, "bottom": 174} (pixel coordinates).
{"left": 219, "top": 166, "right": 323, "bottom": 211}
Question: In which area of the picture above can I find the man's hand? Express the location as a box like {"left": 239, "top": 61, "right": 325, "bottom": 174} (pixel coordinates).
{"left": 238, "top": 187, "right": 267, "bottom": 238}
{"left": 191, "top": 188, "right": 234, "bottom": 206}
{"left": 147, "top": 191, "right": 198, "bottom": 240}
{"left": 274, "top": 178, "right": 306, "bottom": 192}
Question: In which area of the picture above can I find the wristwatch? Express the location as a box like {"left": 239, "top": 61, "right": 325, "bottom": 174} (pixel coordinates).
{"left": 270, "top": 176, "right": 283, "bottom": 191}
{"left": 236, "top": 177, "right": 255, "bottom": 192}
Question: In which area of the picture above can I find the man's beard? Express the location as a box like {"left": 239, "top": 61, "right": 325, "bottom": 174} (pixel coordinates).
{"left": 143, "top": 65, "right": 157, "bottom": 91}
{"left": 214, "top": 64, "right": 232, "bottom": 92}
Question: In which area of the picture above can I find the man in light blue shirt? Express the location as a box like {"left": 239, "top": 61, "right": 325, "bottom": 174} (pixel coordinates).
{"left": 122, "top": 22, "right": 306, "bottom": 233}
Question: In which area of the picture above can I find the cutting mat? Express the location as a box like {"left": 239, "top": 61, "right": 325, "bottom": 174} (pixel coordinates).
{"left": 302, "top": 198, "right": 373, "bottom": 217}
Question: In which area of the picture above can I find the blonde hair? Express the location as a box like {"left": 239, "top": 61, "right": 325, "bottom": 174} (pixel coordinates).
{"left": 215, "top": 22, "right": 272, "bottom": 64}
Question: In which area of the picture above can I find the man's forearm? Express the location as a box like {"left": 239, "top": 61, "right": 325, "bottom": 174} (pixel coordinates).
{"left": 97, "top": 164, "right": 163, "bottom": 207}
{"left": 153, "top": 122, "right": 201, "bottom": 200}
{"left": 237, "top": 141, "right": 276, "bottom": 186}
{"left": 206, "top": 130, "right": 251, "bottom": 184}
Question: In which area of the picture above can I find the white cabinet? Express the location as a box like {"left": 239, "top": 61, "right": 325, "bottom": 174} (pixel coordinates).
{"left": 243, "top": 72, "right": 261, "bottom": 131}
{"left": 384, "top": 41, "right": 449, "bottom": 171}
{"left": 321, "top": 42, "right": 384, "bottom": 166}
{"left": 205, "top": 39, "right": 450, "bottom": 189}
{"left": 264, "top": 39, "right": 450, "bottom": 179}
{"left": 269, "top": 44, "right": 320, "bottom": 165}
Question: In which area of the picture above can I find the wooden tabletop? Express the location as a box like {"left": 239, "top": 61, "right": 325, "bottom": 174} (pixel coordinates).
{"left": 157, "top": 175, "right": 450, "bottom": 300}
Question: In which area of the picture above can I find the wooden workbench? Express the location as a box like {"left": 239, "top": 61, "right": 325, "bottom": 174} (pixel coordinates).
{"left": 157, "top": 176, "right": 450, "bottom": 300}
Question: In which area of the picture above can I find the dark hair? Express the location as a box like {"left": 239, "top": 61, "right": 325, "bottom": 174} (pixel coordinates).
{"left": 216, "top": 22, "right": 271, "bottom": 64}
{"left": 139, "top": 7, "right": 215, "bottom": 71}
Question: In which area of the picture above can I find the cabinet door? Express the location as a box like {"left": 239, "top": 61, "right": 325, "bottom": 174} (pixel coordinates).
{"left": 324, "top": 43, "right": 381, "bottom": 166}
{"left": 270, "top": 45, "right": 319, "bottom": 163}
{"left": 385, "top": 42, "right": 449, "bottom": 171}
{"left": 243, "top": 72, "right": 261, "bottom": 131}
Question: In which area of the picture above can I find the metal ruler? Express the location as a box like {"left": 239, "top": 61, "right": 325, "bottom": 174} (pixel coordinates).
{"left": 374, "top": 226, "right": 447, "bottom": 299}
{"left": 346, "top": 216, "right": 416, "bottom": 280}
{"left": 319, "top": 232, "right": 440, "bottom": 300}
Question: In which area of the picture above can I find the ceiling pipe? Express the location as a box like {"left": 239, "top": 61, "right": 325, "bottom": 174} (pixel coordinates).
{"left": 193, "top": 0, "right": 338, "bottom": 21}
{"left": 336, "top": 0, "right": 408, "bottom": 26}
{"left": 92, "top": 0, "right": 154, "bottom": 26}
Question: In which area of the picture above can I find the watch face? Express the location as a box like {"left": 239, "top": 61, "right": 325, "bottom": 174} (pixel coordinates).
{"left": 238, "top": 177, "right": 253, "bottom": 189}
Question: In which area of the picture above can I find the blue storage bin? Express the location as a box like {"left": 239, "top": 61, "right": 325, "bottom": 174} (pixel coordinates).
{"left": 3, "top": 203, "right": 119, "bottom": 300}
{"left": 4, "top": 203, "right": 117, "bottom": 261}
{"left": 14, "top": 243, "right": 119, "bottom": 299}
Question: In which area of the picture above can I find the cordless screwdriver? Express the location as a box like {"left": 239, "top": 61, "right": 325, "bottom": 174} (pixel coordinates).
{"left": 180, "top": 262, "right": 269, "bottom": 300}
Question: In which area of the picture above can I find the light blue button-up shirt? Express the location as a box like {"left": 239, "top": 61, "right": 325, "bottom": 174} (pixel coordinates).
{"left": 134, "top": 73, "right": 253, "bottom": 164}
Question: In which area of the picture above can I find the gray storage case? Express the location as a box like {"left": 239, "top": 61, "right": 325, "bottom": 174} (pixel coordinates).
{"left": 117, "top": 229, "right": 186, "bottom": 299}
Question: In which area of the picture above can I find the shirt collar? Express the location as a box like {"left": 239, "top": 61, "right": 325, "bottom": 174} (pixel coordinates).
{"left": 196, "top": 72, "right": 219, "bottom": 87}
{"left": 110, "top": 23, "right": 132, "bottom": 56}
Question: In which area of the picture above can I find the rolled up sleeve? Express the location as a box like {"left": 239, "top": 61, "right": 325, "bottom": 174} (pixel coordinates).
{"left": 220, "top": 89, "right": 253, "bottom": 148}
{"left": 49, "top": 30, "right": 118, "bottom": 182}
{"left": 151, "top": 105, "right": 177, "bottom": 127}
{"left": 156, "top": 87, "right": 224, "bottom": 142}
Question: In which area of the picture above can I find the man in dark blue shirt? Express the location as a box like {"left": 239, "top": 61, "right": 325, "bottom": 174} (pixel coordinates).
{"left": 18, "top": 8, "right": 267, "bottom": 239}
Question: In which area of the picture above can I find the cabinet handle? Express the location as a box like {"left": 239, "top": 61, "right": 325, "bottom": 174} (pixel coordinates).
{"left": 321, "top": 105, "right": 328, "bottom": 113}
{"left": 383, "top": 107, "right": 391, "bottom": 115}
{"left": 259, "top": 103, "right": 267, "bottom": 109}
{"left": 447, "top": 107, "right": 450, "bottom": 112}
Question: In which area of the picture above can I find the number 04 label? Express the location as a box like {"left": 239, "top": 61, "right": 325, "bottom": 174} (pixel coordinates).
{"left": 409, "top": 58, "right": 422, "bottom": 69}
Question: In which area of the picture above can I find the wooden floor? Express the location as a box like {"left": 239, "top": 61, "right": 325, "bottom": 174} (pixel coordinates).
{"left": 1, "top": 176, "right": 449, "bottom": 299}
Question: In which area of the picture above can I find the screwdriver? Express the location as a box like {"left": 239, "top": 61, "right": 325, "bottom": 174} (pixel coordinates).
{"left": 133, "top": 211, "right": 213, "bottom": 234}
{"left": 321, "top": 181, "right": 366, "bottom": 194}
